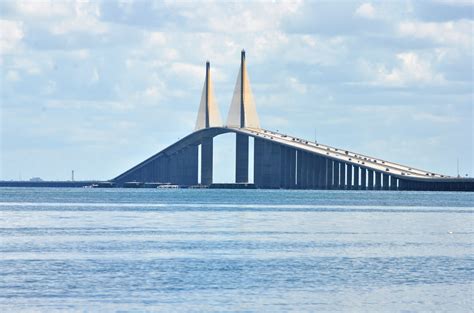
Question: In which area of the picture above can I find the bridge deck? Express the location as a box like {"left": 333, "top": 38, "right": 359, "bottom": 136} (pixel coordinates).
{"left": 236, "top": 127, "right": 447, "bottom": 180}
{"left": 113, "top": 126, "right": 471, "bottom": 188}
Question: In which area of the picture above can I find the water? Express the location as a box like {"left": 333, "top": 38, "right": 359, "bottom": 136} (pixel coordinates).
{"left": 0, "top": 188, "right": 472, "bottom": 312}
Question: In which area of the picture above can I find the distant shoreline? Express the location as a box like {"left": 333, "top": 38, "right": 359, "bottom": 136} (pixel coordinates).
{"left": 0, "top": 181, "right": 103, "bottom": 188}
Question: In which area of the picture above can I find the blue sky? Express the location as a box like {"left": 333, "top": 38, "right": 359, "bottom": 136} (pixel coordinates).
{"left": 0, "top": 0, "right": 472, "bottom": 182}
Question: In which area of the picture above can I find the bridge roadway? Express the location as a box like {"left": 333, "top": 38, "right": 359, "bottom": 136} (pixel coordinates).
{"left": 239, "top": 127, "right": 445, "bottom": 179}
{"left": 113, "top": 126, "right": 473, "bottom": 191}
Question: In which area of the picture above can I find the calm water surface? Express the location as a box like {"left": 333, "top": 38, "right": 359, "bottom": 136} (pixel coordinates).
{"left": 0, "top": 188, "right": 473, "bottom": 312}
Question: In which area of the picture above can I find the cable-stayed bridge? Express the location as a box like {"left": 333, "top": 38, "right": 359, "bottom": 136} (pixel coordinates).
{"left": 113, "top": 51, "right": 473, "bottom": 191}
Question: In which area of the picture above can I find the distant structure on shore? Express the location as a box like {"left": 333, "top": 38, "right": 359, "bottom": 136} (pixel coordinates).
{"left": 112, "top": 50, "right": 473, "bottom": 191}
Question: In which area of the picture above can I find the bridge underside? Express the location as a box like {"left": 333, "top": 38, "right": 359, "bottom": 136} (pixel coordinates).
{"left": 112, "top": 128, "right": 474, "bottom": 192}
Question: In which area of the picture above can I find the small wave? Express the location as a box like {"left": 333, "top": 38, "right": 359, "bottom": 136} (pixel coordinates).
{"left": 0, "top": 202, "right": 472, "bottom": 213}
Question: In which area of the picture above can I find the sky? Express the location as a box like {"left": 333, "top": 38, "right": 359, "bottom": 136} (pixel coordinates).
{"left": 0, "top": 0, "right": 473, "bottom": 182}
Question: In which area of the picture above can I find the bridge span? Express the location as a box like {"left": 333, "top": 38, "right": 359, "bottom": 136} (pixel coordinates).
{"left": 113, "top": 51, "right": 473, "bottom": 191}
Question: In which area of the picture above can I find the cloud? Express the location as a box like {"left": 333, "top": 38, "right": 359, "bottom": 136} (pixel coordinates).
{"left": 397, "top": 20, "right": 473, "bottom": 48}
{"left": 355, "top": 3, "right": 376, "bottom": 19}
{"left": 45, "top": 99, "right": 133, "bottom": 111}
{"left": 5, "top": 70, "right": 20, "bottom": 82}
{"left": 10, "top": 0, "right": 108, "bottom": 35}
{"left": 363, "top": 52, "right": 445, "bottom": 86}
{"left": 433, "top": 0, "right": 474, "bottom": 5}
{"left": 0, "top": 19, "right": 24, "bottom": 54}
{"left": 288, "top": 77, "right": 307, "bottom": 94}
{"left": 202, "top": 1, "right": 303, "bottom": 33}
{"left": 49, "top": 1, "right": 107, "bottom": 35}
{"left": 1, "top": 0, "right": 472, "bottom": 179}
{"left": 14, "top": 0, "right": 72, "bottom": 18}
{"left": 147, "top": 31, "right": 167, "bottom": 46}
{"left": 412, "top": 112, "right": 458, "bottom": 124}
{"left": 169, "top": 62, "right": 205, "bottom": 85}
{"left": 11, "top": 57, "right": 41, "bottom": 75}
{"left": 69, "top": 49, "right": 90, "bottom": 59}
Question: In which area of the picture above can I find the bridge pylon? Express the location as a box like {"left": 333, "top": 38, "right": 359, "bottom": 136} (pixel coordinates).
{"left": 227, "top": 50, "right": 261, "bottom": 183}
{"left": 195, "top": 61, "right": 222, "bottom": 130}
{"left": 226, "top": 50, "right": 260, "bottom": 129}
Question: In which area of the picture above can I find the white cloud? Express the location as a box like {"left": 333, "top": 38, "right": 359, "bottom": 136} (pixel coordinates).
{"left": 398, "top": 20, "right": 473, "bottom": 48}
{"left": 143, "top": 86, "right": 160, "bottom": 98}
{"left": 355, "top": 3, "right": 376, "bottom": 19}
{"left": 0, "top": 19, "right": 24, "bottom": 54}
{"left": 288, "top": 77, "right": 307, "bottom": 94}
{"left": 46, "top": 99, "right": 133, "bottom": 111}
{"left": 147, "top": 32, "right": 167, "bottom": 46}
{"left": 252, "top": 31, "right": 289, "bottom": 60}
{"left": 6, "top": 70, "right": 20, "bottom": 82}
{"left": 69, "top": 49, "right": 90, "bottom": 60}
{"left": 278, "top": 34, "right": 349, "bottom": 66}
{"left": 132, "top": 81, "right": 167, "bottom": 106}
{"left": 169, "top": 62, "right": 205, "bottom": 84}
{"left": 433, "top": 0, "right": 474, "bottom": 5}
{"left": 42, "top": 1, "right": 108, "bottom": 35}
{"left": 412, "top": 112, "right": 458, "bottom": 124}
{"left": 365, "top": 52, "right": 445, "bottom": 86}
{"left": 11, "top": 58, "right": 41, "bottom": 75}
{"left": 15, "top": 0, "right": 72, "bottom": 18}
{"left": 50, "top": 16, "right": 107, "bottom": 35}
{"left": 117, "top": 0, "right": 135, "bottom": 14}
{"left": 200, "top": 1, "right": 302, "bottom": 33}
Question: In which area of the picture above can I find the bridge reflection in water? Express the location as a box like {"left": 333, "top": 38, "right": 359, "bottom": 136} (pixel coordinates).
{"left": 113, "top": 51, "right": 473, "bottom": 192}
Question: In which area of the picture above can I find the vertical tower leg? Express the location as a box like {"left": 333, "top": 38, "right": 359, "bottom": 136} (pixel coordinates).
{"left": 201, "top": 137, "right": 213, "bottom": 185}
{"left": 235, "top": 134, "right": 249, "bottom": 183}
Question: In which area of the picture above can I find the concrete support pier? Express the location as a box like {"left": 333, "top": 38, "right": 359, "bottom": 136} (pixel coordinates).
{"left": 353, "top": 166, "right": 360, "bottom": 190}
{"left": 390, "top": 175, "right": 397, "bottom": 191}
{"left": 296, "top": 150, "right": 302, "bottom": 188}
{"left": 368, "top": 169, "right": 374, "bottom": 190}
{"left": 327, "top": 159, "right": 334, "bottom": 189}
{"left": 235, "top": 134, "right": 249, "bottom": 183}
{"left": 254, "top": 138, "right": 282, "bottom": 189}
{"left": 375, "top": 171, "right": 382, "bottom": 190}
{"left": 280, "top": 146, "right": 296, "bottom": 188}
{"left": 340, "top": 162, "right": 346, "bottom": 189}
{"left": 360, "top": 167, "right": 367, "bottom": 190}
{"left": 347, "top": 164, "right": 353, "bottom": 190}
{"left": 383, "top": 173, "right": 390, "bottom": 190}
{"left": 333, "top": 161, "right": 340, "bottom": 189}
{"left": 184, "top": 145, "right": 199, "bottom": 185}
{"left": 201, "top": 137, "right": 213, "bottom": 185}
{"left": 316, "top": 156, "right": 325, "bottom": 189}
